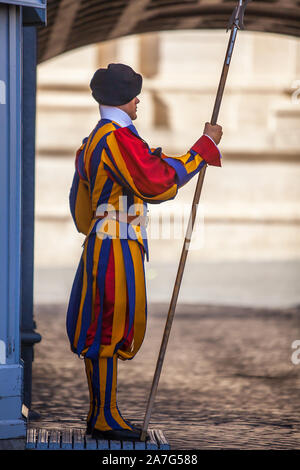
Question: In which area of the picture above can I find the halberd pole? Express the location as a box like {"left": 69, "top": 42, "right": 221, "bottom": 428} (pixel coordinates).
{"left": 140, "top": 0, "right": 253, "bottom": 442}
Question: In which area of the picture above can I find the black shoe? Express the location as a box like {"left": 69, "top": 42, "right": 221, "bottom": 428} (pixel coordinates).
{"left": 91, "top": 428, "right": 149, "bottom": 442}
{"left": 125, "top": 420, "right": 143, "bottom": 431}
{"left": 86, "top": 420, "right": 141, "bottom": 435}
{"left": 86, "top": 422, "right": 92, "bottom": 435}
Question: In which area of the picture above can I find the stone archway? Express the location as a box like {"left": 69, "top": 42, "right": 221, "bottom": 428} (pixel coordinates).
{"left": 37, "top": 0, "right": 300, "bottom": 63}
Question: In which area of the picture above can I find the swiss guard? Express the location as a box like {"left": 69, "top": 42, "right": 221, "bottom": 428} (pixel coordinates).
{"left": 66, "top": 63, "right": 223, "bottom": 441}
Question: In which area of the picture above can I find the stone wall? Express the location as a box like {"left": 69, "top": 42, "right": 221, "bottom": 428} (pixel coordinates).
{"left": 34, "top": 30, "right": 300, "bottom": 306}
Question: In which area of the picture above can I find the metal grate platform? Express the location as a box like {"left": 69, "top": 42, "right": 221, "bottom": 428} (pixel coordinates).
{"left": 26, "top": 427, "right": 170, "bottom": 450}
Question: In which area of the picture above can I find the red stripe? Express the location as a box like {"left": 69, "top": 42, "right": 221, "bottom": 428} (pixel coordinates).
{"left": 113, "top": 127, "right": 177, "bottom": 196}
{"left": 100, "top": 242, "right": 115, "bottom": 345}
{"left": 85, "top": 244, "right": 115, "bottom": 347}
{"left": 85, "top": 242, "right": 134, "bottom": 349}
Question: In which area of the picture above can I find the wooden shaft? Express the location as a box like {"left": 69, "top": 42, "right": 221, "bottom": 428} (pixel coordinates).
{"left": 211, "top": 25, "right": 238, "bottom": 125}
{"left": 140, "top": 164, "right": 207, "bottom": 441}
{"left": 140, "top": 22, "right": 240, "bottom": 444}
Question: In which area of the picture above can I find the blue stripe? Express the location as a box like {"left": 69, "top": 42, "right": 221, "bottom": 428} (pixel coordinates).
{"left": 84, "top": 124, "right": 102, "bottom": 180}
{"left": 85, "top": 237, "right": 112, "bottom": 360}
{"left": 114, "top": 240, "right": 136, "bottom": 353}
{"left": 90, "top": 356, "right": 126, "bottom": 431}
{"left": 103, "top": 161, "right": 125, "bottom": 188}
{"left": 77, "top": 148, "right": 88, "bottom": 181}
{"left": 89, "top": 126, "right": 116, "bottom": 193}
{"left": 123, "top": 187, "right": 134, "bottom": 214}
{"left": 104, "top": 145, "right": 134, "bottom": 190}
{"left": 100, "top": 118, "right": 121, "bottom": 130}
{"left": 186, "top": 149, "right": 196, "bottom": 164}
{"left": 91, "top": 358, "right": 101, "bottom": 429}
{"left": 164, "top": 156, "right": 206, "bottom": 188}
{"left": 164, "top": 157, "right": 188, "bottom": 187}
{"left": 127, "top": 124, "right": 140, "bottom": 137}
{"left": 103, "top": 358, "right": 125, "bottom": 430}
{"left": 69, "top": 172, "right": 79, "bottom": 231}
{"left": 96, "top": 177, "right": 114, "bottom": 208}
{"left": 77, "top": 234, "right": 97, "bottom": 355}
{"left": 66, "top": 254, "right": 84, "bottom": 353}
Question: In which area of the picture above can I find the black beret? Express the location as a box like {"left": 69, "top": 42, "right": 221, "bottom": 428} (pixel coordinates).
{"left": 90, "top": 63, "right": 143, "bottom": 106}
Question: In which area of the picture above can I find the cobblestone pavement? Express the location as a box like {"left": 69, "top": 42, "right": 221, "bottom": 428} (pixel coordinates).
{"left": 29, "top": 303, "right": 300, "bottom": 450}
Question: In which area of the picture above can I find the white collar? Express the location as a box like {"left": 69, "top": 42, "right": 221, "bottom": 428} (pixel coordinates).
{"left": 99, "top": 105, "right": 133, "bottom": 128}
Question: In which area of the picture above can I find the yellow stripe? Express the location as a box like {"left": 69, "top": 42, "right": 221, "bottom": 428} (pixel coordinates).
{"left": 105, "top": 133, "right": 138, "bottom": 190}
{"left": 93, "top": 356, "right": 131, "bottom": 431}
{"left": 110, "top": 239, "right": 127, "bottom": 351}
{"left": 85, "top": 123, "right": 117, "bottom": 181}
{"left": 109, "top": 355, "right": 131, "bottom": 429}
{"left": 117, "top": 240, "right": 146, "bottom": 360}
{"left": 98, "top": 238, "right": 126, "bottom": 358}
{"left": 74, "top": 179, "right": 93, "bottom": 235}
{"left": 107, "top": 181, "right": 121, "bottom": 209}
{"left": 91, "top": 236, "right": 102, "bottom": 324}
{"left": 97, "top": 357, "right": 111, "bottom": 430}
{"left": 84, "top": 358, "right": 94, "bottom": 423}
{"left": 163, "top": 150, "right": 191, "bottom": 165}
{"left": 106, "top": 133, "right": 178, "bottom": 202}
{"left": 91, "top": 164, "right": 106, "bottom": 212}
{"left": 83, "top": 131, "right": 95, "bottom": 182}
{"left": 185, "top": 153, "right": 204, "bottom": 174}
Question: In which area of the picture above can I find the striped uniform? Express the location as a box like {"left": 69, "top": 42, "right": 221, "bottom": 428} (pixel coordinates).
{"left": 67, "top": 117, "right": 221, "bottom": 431}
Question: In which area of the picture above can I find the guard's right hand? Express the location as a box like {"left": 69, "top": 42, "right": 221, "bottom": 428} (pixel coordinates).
{"left": 204, "top": 122, "right": 223, "bottom": 145}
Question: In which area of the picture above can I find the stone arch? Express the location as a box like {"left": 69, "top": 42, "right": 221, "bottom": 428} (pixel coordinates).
{"left": 37, "top": 1, "right": 300, "bottom": 64}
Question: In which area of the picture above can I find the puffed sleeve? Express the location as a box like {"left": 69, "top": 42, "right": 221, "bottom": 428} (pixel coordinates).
{"left": 103, "top": 127, "right": 221, "bottom": 204}
{"left": 69, "top": 140, "right": 93, "bottom": 234}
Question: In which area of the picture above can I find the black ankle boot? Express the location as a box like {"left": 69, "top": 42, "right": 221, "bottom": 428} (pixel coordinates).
{"left": 91, "top": 428, "right": 149, "bottom": 442}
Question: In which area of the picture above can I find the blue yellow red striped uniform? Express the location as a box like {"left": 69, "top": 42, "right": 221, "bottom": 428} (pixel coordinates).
{"left": 66, "top": 116, "right": 221, "bottom": 431}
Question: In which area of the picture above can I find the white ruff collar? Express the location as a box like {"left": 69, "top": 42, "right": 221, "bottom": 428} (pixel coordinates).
{"left": 99, "top": 105, "right": 133, "bottom": 128}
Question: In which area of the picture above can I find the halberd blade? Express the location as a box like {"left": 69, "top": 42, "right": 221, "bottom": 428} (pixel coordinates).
{"left": 239, "top": 0, "right": 253, "bottom": 30}
{"left": 227, "top": 0, "right": 253, "bottom": 32}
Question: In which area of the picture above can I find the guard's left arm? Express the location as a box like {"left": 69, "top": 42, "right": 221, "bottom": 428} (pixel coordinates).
{"left": 103, "top": 127, "right": 222, "bottom": 204}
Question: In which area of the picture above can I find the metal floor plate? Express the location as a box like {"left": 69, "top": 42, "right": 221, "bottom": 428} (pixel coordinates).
{"left": 26, "top": 427, "right": 170, "bottom": 450}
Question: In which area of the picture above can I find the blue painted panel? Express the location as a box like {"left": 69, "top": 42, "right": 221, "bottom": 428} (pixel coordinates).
{"left": 22, "top": 6, "right": 46, "bottom": 25}
{"left": 0, "top": 5, "right": 9, "bottom": 360}
{"left": 5, "top": 4, "right": 22, "bottom": 365}
{"left": 0, "top": 0, "right": 46, "bottom": 9}
{"left": 0, "top": 3, "right": 26, "bottom": 438}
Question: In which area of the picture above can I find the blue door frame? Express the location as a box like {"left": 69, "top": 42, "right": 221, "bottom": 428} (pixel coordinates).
{"left": 0, "top": 0, "right": 46, "bottom": 439}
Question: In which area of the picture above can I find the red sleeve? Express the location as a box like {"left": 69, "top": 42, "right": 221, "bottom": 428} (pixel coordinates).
{"left": 191, "top": 135, "right": 222, "bottom": 167}
{"left": 113, "top": 127, "right": 177, "bottom": 196}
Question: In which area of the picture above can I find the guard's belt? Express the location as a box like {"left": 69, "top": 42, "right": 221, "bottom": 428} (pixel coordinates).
{"left": 94, "top": 210, "right": 149, "bottom": 227}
